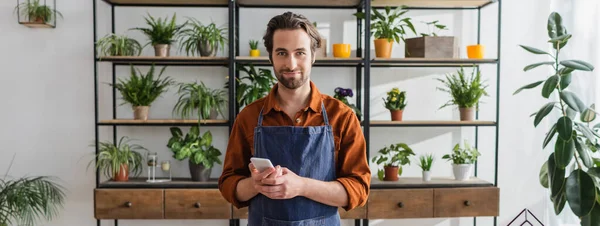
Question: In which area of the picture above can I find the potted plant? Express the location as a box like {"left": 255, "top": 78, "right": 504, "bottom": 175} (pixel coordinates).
{"left": 354, "top": 6, "right": 416, "bottom": 58}
{"left": 167, "top": 126, "right": 222, "bottom": 182}
{"left": 333, "top": 87, "right": 362, "bottom": 120}
{"left": 442, "top": 140, "right": 480, "bottom": 181}
{"left": 172, "top": 81, "right": 227, "bottom": 120}
{"left": 249, "top": 40, "right": 260, "bottom": 57}
{"left": 109, "top": 64, "right": 174, "bottom": 120}
{"left": 372, "top": 143, "right": 415, "bottom": 181}
{"left": 96, "top": 33, "right": 143, "bottom": 57}
{"left": 87, "top": 136, "right": 146, "bottom": 182}
{"left": 14, "top": 0, "right": 62, "bottom": 24}
{"left": 225, "top": 63, "right": 277, "bottom": 109}
{"left": 405, "top": 20, "right": 457, "bottom": 58}
{"left": 418, "top": 153, "right": 435, "bottom": 182}
{"left": 436, "top": 67, "right": 488, "bottom": 121}
{"left": 131, "top": 13, "right": 186, "bottom": 57}
{"left": 178, "top": 18, "right": 227, "bottom": 57}
{"left": 383, "top": 87, "right": 406, "bottom": 121}
{"left": 1, "top": 155, "right": 66, "bottom": 226}
{"left": 313, "top": 22, "right": 327, "bottom": 58}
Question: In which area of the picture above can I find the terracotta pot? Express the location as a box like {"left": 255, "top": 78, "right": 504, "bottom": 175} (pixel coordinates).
{"left": 459, "top": 107, "right": 474, "bottom": 121}
{"left": 133, "top": 106, "right": 149, "bottom": 120}
{"left": 390, "top": 109, "right": 404, "bottom": 121}
{"left": 374, "top": 38, "right": 393, "bottom": 58}
{"left": 384, "top": 166, "right": 399, "bottom": 181}
{"left": 467, "top": 44, "right": 485, "bottom": 59}
{"left": 154, "top": 44, "right": 170, "bottom": 57}
{"left": 33, "top": 17, "right": 44, "bottom": 23}
{"left": 113, "top": 164, "right": 129, "bottom": 182}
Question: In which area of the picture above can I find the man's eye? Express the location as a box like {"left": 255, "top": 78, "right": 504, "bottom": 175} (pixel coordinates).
{"left": 297, "top": 52, "right": 306, "bottom": 55}
{"left": 277, "top": 52, "right": 286, "bottom": 56}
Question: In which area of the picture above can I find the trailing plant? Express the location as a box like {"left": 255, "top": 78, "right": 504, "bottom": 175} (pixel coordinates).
{"left": 420, "top": 20, "right": 448, "bottom": 37}
{"left": 249, "top": 40, "right": 259, "bottom": 50}
{"left": 96, "top": 33, "right": 143, "bottom": 57}
{"left": 334, "top": 87, "right": 362, "bottom": 119}
{"left": 0, "top": 155, "right": 66, "bottom": 226}
{"left": 437, "top": 67, "right": 488, "bottom": 109}
{"left": 372, "top": 143, "right": 415, "bottom": 180}
{"left": 109, "top": 64, "right": 174, "bottom": 107}
{"left": 418, "top": 153, "right": 435, "bottom": 171}
{"left": 167, "top": 126, "right": 222, "bottom": 169}
{"left": 383, "top": 87, "right": 406, "bottom": 111}
{"left": 442, "top": 140, "right": 480, "bottom": 164}
{"left": 353, "top": 6, "right": 416, "bottom": 44}
{"left": 131, "top": 13, "right": 186, "bottom": 46}
{"left": 87, "top": 136, "right": 146, "bottom": 179}
{"left": 225, "top": 63, "right": 277, "bottom": 108}
{"left": 14, "top": 0, "right": 62, "bottom": 23}
{"left": 177, "top": 17, "right": 228, "bottom": 56}
{"left": 172, "top": 81, "right": 227, "bottom": 120}
{"left": 514, "top": 12, "right": 600, "bottom": 224}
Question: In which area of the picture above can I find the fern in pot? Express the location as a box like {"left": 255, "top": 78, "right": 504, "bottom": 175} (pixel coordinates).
{"left": 167, "top": 126, "right": 222, "bottom": 181}
{"left": 14, "top": 0, "right": 62, "bottom": 24}
{"left": 109, "top": 64, "right": 174, "bottom": 120}
{"left": 225, "top": 63, "right": 277, "bottom": 109}
{"left": 442, "top": 140, "right": 480, "bottom": 181}
{"left": 372, "top": 143, "right": 415, "bottom": 181}
{"left": 131, "top": 13, "right": 186, "bottom": 57}
{"left": 96, "top": 33, "right": 143, "bottom": 57}
{"left": 436, "top": 66, "right": 488, "bottom": 121}
{"left": 172, "top": 81, "right": 227, "bottom": 120}
{"left": 177, "top": 18, "right": 227, "bottom": 57}
{"left": 87, "top": 136, "right": 146, "bottom": 182}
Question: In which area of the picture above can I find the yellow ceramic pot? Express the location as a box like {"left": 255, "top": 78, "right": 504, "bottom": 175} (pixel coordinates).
{"left": 332, "top": 44, "right": 351, "bottom": 58}
{"left": 466, "top": 44, "right": 484, "bottom": 59}
{"left": 250, "top": 49, "right": 260, "bottom": 57}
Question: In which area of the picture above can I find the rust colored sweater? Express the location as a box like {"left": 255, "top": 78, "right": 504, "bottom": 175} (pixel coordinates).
{"left": 218, "top": 81, "right": 371, "bottom": 211}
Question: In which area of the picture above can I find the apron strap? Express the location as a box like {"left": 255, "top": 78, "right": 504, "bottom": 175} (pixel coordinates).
{"left": 257, "top": 107, "right": 265, "bottom": 126}
{"left": 321, "top": 101, "right": 329, "bottom": 126}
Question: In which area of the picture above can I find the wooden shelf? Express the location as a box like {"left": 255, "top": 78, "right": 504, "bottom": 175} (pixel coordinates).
{"left": 98, "top": 119, "right": 229, "bottom": 126}
{"left": 371, "top": 58, "right": 498, "bottom": 67}
{"left": 20, "top": 22, "right": 55, "bottom": 28}
{"left": 369, "top": 120, "right": 496, "bottom": 127}
{"left": 237, "top": 0, "right": 361, "bottom": 8}
{"left": 371, "top": 176, "right": 493, "bottom": 189}
{"left": 236, "top": 56, "right": 363, "bottom": 66}
{"left": 96, "top": 56, "right": 229, "bottom": 66}
{"left": 99, "top": 177, "right": 219, "bottom": 188}
{"left": 102, "top": 0, "right": 228, "bottom": 6}
{"left": 371, "top": 0, "right": 496, "bottom": 8}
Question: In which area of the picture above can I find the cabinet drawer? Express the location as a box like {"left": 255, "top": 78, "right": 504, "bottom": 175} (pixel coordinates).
{"left": 232, "top": 206, "right": 366, "bottom": 219}
{"left": 367, "top": 189, "right": 434, "bottom": 219}
{"left": 434, "top": 187, "right": 499, "bottom": 217}
{"left": 94, "top": 189, "right": 163, "bottom": 219}
{"left": 165, "top": 189, "right": 231, "bottom": 219}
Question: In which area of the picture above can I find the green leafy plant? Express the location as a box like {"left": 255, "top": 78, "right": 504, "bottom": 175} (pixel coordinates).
{"left": 109, "top": 64, "right": 174, "bottom": 107}
{"left": 96, "top": 33, "right": 143, "bottom": 57}
{"left": 437, "top": 67, "right": 489, "bottom": 109}
{"left": 442, "top": 140, "right": 480, "bottom": 164}
{"left": 420, "top": 20, "right": 448, "bottom": 37}
{"left": 353, "top": 6, "right": 416, "bottom": 44}
{"left": 249, "top": 40, "right": 259, "bottom": 50}
{"left": 514, "top": 12, "right": 600, "bottom": 224}
{"left": 14, "top": 0, "right": 63, "bottom": 23}
{"left": 383, "top": 87, "right": 406, "bottom": 111}
{"left": 131, "top": 13, "right": 186, "bottom": 46}
{"left": 334, "top": 87, "right": 362, "bottom": 119}
{"left": 177, "top": 18, "right": 228, "bottom": 56}
{"left": 173, "top": 81, "right": 227, "bottom": 120}
{"left": 372, "top": 143, "right": 415, "bottom": 180}
{"left": 418, "top": 153, "right": 435, "bottom": 171}
{"left": 167, "top": 126, "right": 222, "bottom": 169}
{"left": 225, "top": 63, "right": 277, "bottom": 108}
{"left": 0, "top": 155, "right": 66, "bottom": 226}
{"left": 87, "top": 136, "right": 146, "bottom": 179}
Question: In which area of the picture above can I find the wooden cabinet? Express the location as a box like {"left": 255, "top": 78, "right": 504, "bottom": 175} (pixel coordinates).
{"left": 434, "top": 187, "right": 500, "bottom": 217}
{"left": 165, "top": 189, "right": 231, "bottom": 219}
{"left": 367, "top": 189, "right": 434, "bottom": 218}
{"left": 94, "top": 189, "right": 164, "bottom": 219}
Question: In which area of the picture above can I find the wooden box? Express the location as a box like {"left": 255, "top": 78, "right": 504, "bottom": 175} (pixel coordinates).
{"left": 404, "top": 36, "right": 458, "bottom": 58}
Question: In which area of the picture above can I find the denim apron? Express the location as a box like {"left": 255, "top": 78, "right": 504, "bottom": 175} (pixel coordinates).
{"left": 248, "top": 101, "right": 341, "bottom": 226}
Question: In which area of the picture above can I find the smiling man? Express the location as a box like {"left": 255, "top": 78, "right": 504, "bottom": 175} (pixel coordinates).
{"left": 218, "top": 11, "right": 371, "bottom": 226}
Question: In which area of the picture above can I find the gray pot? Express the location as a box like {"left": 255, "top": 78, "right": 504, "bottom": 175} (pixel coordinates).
{"left": 154, "top": 44, "right": 170, "bottom": 57}
{"left": 189, "top": 159, "right": 212, "bottom": 182}
{"left": 198, "top": 40, "right": 218, "bottom": 57}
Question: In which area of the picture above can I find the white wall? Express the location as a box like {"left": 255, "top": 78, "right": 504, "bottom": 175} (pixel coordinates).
{"left": 0, "top": 0, "right": 574, "bottom": 225}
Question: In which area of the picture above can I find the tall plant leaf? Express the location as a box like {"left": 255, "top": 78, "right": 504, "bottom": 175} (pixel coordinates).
{"left": 560, "top": 91, "right": 586, "bottom": 112}
{"left": 534, "top": 102, "right": 556, "bottom": 127}
{"left": 561, "top": 60, "right": 595, "bottom": 72}
{"left": 566, "top": 169, "right": 597, "bottom": 217}
{"left": 544, "top": 124, "right": 558, "bottom": 149}
{"left": 542, "top": 75, "right": 559, "bottom": 98}
{"left": 513, "top": 80, "right": 544, "bottom": 95}
{"left": 557, "top": 116, "right": 573, "bottom": 140}
{"left": 555, "top": 137, "right": 574, "bottom": 169}
{"left": 548, "top": 153, "right": 566, "bottom": 198}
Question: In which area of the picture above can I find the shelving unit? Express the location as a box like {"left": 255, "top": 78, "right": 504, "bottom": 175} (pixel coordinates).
{"left": 92, "top": 0, "right": 501, "bottom": 225}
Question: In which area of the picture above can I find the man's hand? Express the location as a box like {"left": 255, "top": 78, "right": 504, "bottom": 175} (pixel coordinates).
{"left": 249, "top": 162, "right": 282, "bottom": 192}
{"left": 258, "top": 167, "right": 306, "bottom": 199}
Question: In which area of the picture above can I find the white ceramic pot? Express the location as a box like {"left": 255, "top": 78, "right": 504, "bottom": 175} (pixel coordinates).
{"left": 452, "top": 164, "right": 472, "bottom": 181}
{"left": 422, "top": 171, "right": 431, "bottom": 182}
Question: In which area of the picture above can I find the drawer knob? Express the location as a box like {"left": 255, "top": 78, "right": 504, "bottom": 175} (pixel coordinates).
{"left": 194, "top": 202, "right": 201, "bottom": 208}
{"left": 464, "top": 200, "right": 471, "bottom": 206}
{"left": 397, "top": 202, "right": 404, "bottom": 208}
{"left": 125, "top": 201, "right": 132, "bottom": 207}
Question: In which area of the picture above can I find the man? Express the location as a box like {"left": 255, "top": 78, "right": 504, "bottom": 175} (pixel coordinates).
{"left": 218, "top": 11, "right": 370, "bottom": 226}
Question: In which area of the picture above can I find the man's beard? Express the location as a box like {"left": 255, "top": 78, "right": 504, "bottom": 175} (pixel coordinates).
{"left": 276, "top": 69, "right": 307, "bottom": 89}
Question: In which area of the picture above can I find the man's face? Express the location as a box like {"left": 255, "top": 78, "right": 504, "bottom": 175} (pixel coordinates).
{"left": 271, "top": 28, "right": 314, "bottom": 90}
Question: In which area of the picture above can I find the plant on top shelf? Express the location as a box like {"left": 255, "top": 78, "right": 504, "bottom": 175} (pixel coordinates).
{"left": 249, "top": 39, "right": 260, "bottom": 57}
{"left": 372, "top": 143, "right": 415, "bottom": 181}
{"left": 405, "top": 20, "right": 456, "bottom": 58}
{"left": 131, "top": 13, "right": 186, "bottom": 57}
{"left": 96, "top": 33, "right": 143, "bottom": 57}
{"left": 177, "top": 18, "right": 227, "bottom": 57}
{"left": 383, "top": 87, "right": 406, "bottom": 121}
{"left": 436, "top": 66, "right": 488, "bottom": 121}
{"left": 108, "top": 64, "right": 174, "bottom": 120}
{"left": 353, "top": 5, "right": 416, "bottom": 58}
{"left": 225, "top": 63, "right": 277, "bottom": 109}
{"left": 87, "top": 136, "right": 146, "bottom": 182}
{"left": 14, "top": 0, "right": 63, "bottom": 24}
{"left": 419, "top": 20, "right": 448, "bottom": 37}
{"left": 167, "top": 126, "right": 222, "bottom": 182}
{"left": 442, "top": 140, "right": 480, "bottom": 181}
{"left": 334, "top": 87, "right": 362, "bottom": 120}
{"left": 417, "top": 153, "right": 435, "bottom": 182}
{"left": 172, "top": 81, "right": 227, "bottom": 120}
{"left": 514, "top": 12, "right": 600, "bottom": 224}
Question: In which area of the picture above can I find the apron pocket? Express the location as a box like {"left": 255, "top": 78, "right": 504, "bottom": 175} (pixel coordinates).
{"left": 261, "top": 214, "right": 338, "bottom": 226}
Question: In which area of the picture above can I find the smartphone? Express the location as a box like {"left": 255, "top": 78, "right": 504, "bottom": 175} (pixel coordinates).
{"left": 250, "top": 157, "right": 274, "bottom": 173}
